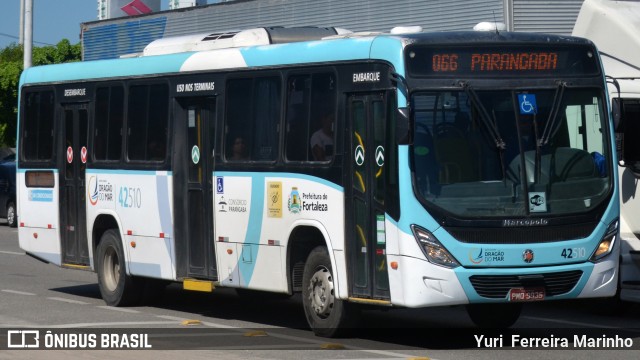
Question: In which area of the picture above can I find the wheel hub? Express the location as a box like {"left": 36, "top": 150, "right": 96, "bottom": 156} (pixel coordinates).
{"left": 103, "top": 247, "right": 120, "bottom": 292}
{"left": 7, "top": 207, "right": 14, "bottom": 225}
{"left": 308, "top": 266, "right": 334, "bottom": 319}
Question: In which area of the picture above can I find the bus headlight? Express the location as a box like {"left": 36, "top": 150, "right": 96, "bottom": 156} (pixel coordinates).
{"left": 590, "top": 219, "right": 618, "bottom": 262}
{"left": 411, "top": 225, "right": 460, "bottom": 268}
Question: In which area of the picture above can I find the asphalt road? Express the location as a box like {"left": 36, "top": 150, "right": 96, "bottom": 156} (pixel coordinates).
{"left": 1, "top": 221, "right": 639, "bottom": 360}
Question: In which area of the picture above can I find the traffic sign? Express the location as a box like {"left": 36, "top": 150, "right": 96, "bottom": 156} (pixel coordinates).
{"left": 354, "top": 145, "right": 365, "bottom": 166}
{"left": 66, "top": 146, "right": 73, "bottom": 164}
{"left": 191, "top": 145, "right": 200, "bottom": 164}
{"left": 80, "top": 146, "right": 88, "bottom": 164}
{"left": 375, "top": 146, "right": 384, "bottom": 167}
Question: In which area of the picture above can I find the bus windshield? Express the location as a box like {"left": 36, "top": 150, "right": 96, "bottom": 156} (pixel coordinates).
{"left": 412, "top": 88, "right": 611, "bottom": 218}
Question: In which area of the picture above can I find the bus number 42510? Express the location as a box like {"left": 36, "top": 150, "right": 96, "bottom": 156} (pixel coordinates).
{"left": 118, "top": 187, "right": 142, "bottom": 208}
{"left": 560, "top": 247, "right": 586, "bottom": 259}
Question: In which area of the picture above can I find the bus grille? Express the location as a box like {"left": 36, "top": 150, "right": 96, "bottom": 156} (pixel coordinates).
{"left": 469, "top": 270, "right": 583, "bottom": 299}
{"left": 446, "top": 222, "right": 597, "bottom": 244}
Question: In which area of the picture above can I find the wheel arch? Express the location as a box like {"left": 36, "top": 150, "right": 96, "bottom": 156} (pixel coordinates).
{"left": 91, "top": 212, "right": 126, "bottom": 272}
{"left": 285, "top": 221, "right": 347, "bottom": 298}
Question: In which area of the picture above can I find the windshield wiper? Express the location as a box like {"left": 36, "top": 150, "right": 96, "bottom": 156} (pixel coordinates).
{"left": 460, "top": 81, "right": 508, "bottom": 181}
{"left": 538, "top": 81, "right": 567, "bottom": 147}
{"left": 460, "top": 81, "right": 506, "bottom": 151}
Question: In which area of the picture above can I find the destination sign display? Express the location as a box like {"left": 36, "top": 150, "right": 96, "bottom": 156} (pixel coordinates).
{"left": 406, "top": 45, "right": 600, "bottom": 77}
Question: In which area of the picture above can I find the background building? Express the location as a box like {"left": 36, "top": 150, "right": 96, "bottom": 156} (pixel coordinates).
{"left": 168, "top": 0, "right": 208, "bottom": 10}
{"left": 97, "top": 0, "right": 161, "bottom": 20}
{"left": 84, "top": 0, "right": 585, "bottom": 60}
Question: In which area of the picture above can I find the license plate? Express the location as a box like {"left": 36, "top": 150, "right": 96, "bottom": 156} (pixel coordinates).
{"left": 509, "top": 287, "right": 545, "bottom": 302}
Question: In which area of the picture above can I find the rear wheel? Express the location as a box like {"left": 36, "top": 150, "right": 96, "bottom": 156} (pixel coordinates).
{"left": 466, "top": 303, "right": 522, "bottom": 328}
{"left": 96, "top": 229, "right": 142, "bottom": 306}
{"left": 302, "top": 246, "right": 359, "bottom": 337}
{"left": 6, "top": 201, "right": 16, "bottom": 228}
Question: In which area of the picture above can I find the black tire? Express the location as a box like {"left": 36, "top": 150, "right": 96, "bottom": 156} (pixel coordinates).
{"left": 302, "top": 246, "right": 360, "bottom": 337}
{"left": 96, "top": 229, "right": 142, "bottom": 306}
{"left": 6, "top": 201, "right": 17, "bottom": 228}
{"left": 466, "top": 303, "right": 522, "bottom": 328}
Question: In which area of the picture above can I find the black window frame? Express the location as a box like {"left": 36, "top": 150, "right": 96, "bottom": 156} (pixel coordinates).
{"left": 223, "top": 72, "right": 283, "bottom": 164}
{"left": 19, "top": 87, "right": 57, "bottom": 167}
{"left": 124, "top": 80, "right": 170, "bottom": 165}
{"left": 93, "top": 83, "right": 125, "bottom": 163}
{"left": 283, "top": 68, "right": 338, "bottom": 164}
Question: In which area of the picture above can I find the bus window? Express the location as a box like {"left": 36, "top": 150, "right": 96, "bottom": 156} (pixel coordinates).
{"left": 94, "top": 86, "right": 124, "bottom": 161}
{"left": 22, "top": 90, "right": 55, "bottom": 162}
{"left": 225, "top": 77, "right": 281, "bottom": 162}
{"left": 126, "top": 84, "right": 168, "bottom": 162}
{"left": 566, "top": 98, "right": 603, "bottom": 154}
{"left": 285, "top": 73, "right": 336, "bottom": 162}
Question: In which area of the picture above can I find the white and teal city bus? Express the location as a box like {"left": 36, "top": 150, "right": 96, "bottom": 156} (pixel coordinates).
{"left": 17, "top": 26, "right": 619, "bottom": 336}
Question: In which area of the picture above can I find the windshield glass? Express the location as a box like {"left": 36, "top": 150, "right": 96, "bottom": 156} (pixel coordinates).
{"left": 412, "top": 88, "right": 611, "bottom": 218}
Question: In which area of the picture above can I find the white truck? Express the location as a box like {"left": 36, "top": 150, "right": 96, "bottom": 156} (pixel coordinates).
{"left": 573, "top": 0, "right": 640, "bottom": 302}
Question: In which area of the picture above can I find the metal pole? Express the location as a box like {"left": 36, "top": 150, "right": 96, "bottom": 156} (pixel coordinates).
{"left": 503, "top": 0, "right": 514, "bottom": 31}
{"left": 24, "top": 0, "right": 32, "bottom": 69}
{"left": 19, "top": 0, "right": 25, "bottom": 45}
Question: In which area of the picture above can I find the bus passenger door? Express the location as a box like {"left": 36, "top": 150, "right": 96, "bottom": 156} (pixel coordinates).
{"left": 346, "top": 94, "right": 390, "bottom": 300}
{"left": 60, "top": 103, "right": 90, "bottom": 266}
{"left": 173, "top": 97, "right": 217, "bottom": 280}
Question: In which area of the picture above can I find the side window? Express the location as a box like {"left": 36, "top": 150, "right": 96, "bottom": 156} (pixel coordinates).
{"left": 22, "top": 90, "right": 55, "bottom": 161}
{"left": 126, "top": 83, "right": 169, "bottom": 162}
{"left": 94, "top": 85, "right": 124, "bottom": 161}
{"left": 565, "top": 99, "right": 603, "bottom": 154}
{"left": 225, "top": 77, "right": 281, "bottom": 162}
{"left": 285, "top": 73, "right": 336, "bottom": 162}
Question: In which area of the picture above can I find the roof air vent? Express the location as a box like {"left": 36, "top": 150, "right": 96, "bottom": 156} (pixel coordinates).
{"left": 473, "top": 22, "right": 507, "bottom": 32}
{"left": 390, "top": 26, "right": 423, "bottom": 34}
{"left": 142, "top": 27, "right": 351, "bottom": 56}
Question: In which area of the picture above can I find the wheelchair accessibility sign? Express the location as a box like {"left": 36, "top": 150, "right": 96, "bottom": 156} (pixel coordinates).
{"left": 518, "top": 94, "right": 537, "bottom": 115}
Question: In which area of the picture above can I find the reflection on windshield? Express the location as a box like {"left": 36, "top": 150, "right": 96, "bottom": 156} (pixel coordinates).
{"left": 412, "top": 89, "right": 610, "bottom": 218}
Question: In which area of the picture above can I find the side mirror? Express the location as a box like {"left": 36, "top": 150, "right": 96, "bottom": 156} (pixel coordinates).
{"left": 612, "top": 98, "right": 626, "bottom": 167}
{"left": 396, "top": 107, "right": 412, "bottom": 145}
{"left": 612, "top": 98, "right": 623, "bottom": 132}
{"left": 615, "top": 98, "right": 640, "bottom": 172}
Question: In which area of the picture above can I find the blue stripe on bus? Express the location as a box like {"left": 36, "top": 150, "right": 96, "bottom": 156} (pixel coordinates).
{"left": 17, "top": 168, "right": 58, "bottom": 173}
{"left": 86, "top": 169, "right": 172, "bottom": 176}
{"left": 20, "top": 36, "right": 410, "bottom": 87}
{"left": 215, "top": 171, "right": 343, "bottom": 285}
{"left": 240, "top": 38, "right": 375, "bottom": 67}
{"left": 238, "top": 177, "right": 265, "bottom": 285}
{"left": 155, "top": 174, "right": 172, "bottom": 237}
{"left": 19, "top": 52, "right": 193, "bottom": 85}
{"left": 214, "top": 171, "right": 343, "bottom": 192}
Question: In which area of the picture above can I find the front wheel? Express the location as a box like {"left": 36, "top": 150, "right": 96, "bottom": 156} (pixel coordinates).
{"left": 96, "top": 229, "right": 142, "bottom": 306}
{"left": 302, "top": 246, "right": 359, "bottom": 337}
{"left": 466, "top": 303, "right": 522, "bottom": 328}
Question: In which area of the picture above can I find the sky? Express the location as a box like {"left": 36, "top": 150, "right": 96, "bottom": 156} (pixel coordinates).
{"left": 0, "top": 1, "right": 214, "bottom": 49}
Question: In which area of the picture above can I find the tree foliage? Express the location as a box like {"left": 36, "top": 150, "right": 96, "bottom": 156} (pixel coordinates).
{"left": 0, "top": 39, "right": 81, "bottom": 147}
